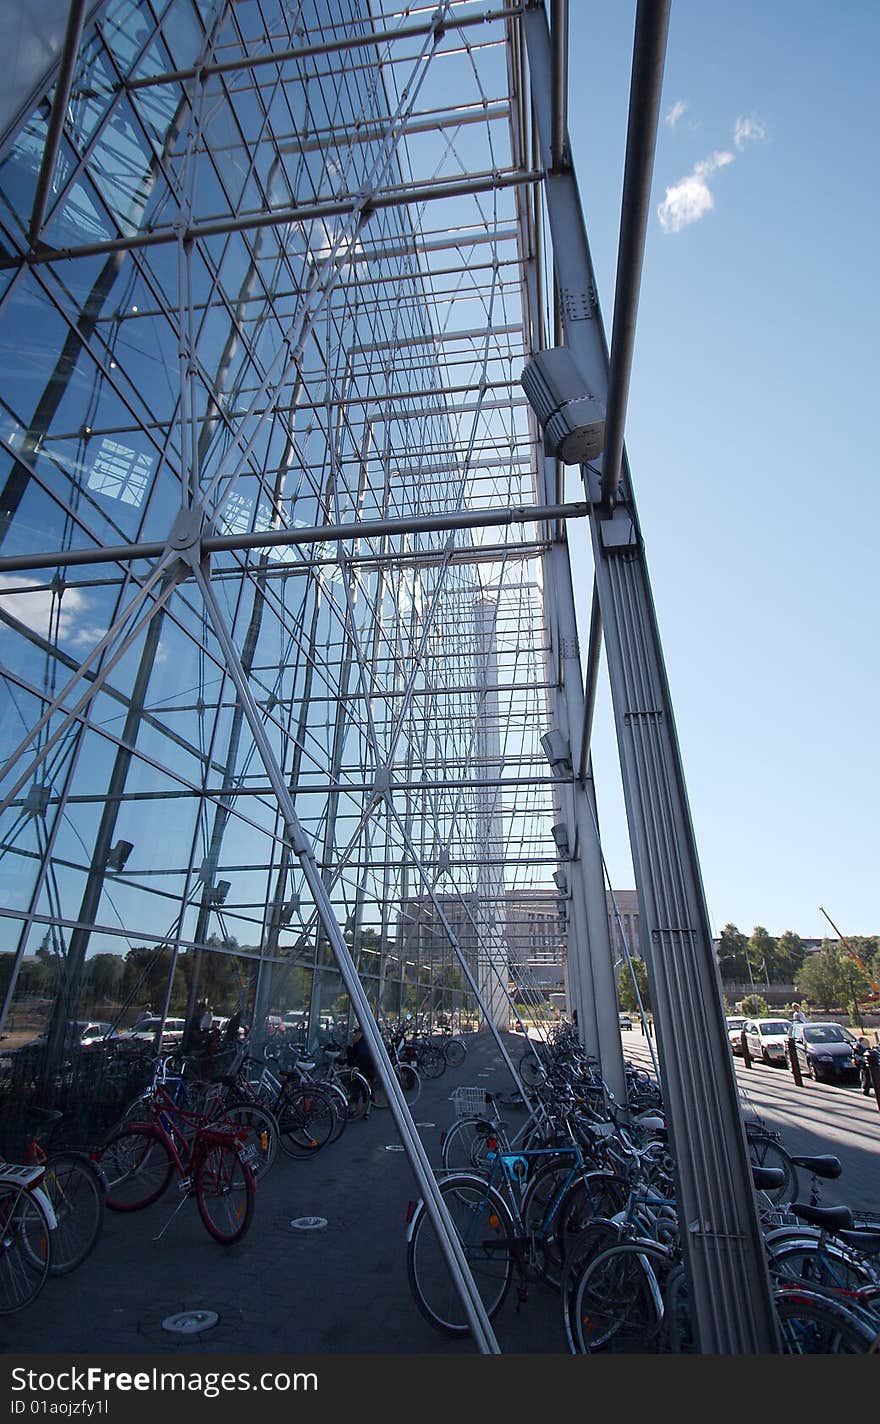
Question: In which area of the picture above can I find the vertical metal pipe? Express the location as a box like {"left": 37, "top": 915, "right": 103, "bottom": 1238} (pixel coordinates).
{"left": 600, "top": 0, "right": 671, "bottom": 507}
{"left": 550, "top": 0, "right": 569, "bottom": 171}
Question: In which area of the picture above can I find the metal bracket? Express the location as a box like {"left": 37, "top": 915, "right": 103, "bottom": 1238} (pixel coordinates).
{"left": 560, "top": 285, "right": 595, "bottom": 321}
{"left": 598, "top": 508, "right": 637, "bottom": 555}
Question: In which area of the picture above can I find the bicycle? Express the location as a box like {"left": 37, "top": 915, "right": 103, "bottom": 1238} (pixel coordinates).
{"left": 371, "top": 1030, "right": 420, "bottom": 1109}
{"left": 114, "top": 1057, "right": 279, "bottom": 1182}
{"left": 21, "top": 1107, "right": 105, "bottom": 1275}
{"left": 94, "top": 1095, "right": 257, "bottom": 1243}
{"left": 406, "top": 1131, "right": 629, "bottom": 1335}
{"left": 0, "top": 1162, "right": 56, "bottom": 1313}
{"left": 241, "top": 1055, "right": 338, "bottom": 1158}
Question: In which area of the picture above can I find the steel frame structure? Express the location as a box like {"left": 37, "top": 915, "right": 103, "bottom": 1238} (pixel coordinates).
{"left": 0, "top": 0, "right": 775, "bottom": 1350}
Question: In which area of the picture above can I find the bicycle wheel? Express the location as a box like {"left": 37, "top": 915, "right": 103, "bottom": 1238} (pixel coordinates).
{"left": 440, "top": 1117, "right": 494, "bottom": 1173}
{"left": 276, "top": 1086, "right": 336, "bottom": 1158}
{"left": 561, "top": 1218, "right": 623, "bottom": 1353}
{"left": 444, "top": 1038, "right": 466, "bottom": 1068}
{"left": 373, "top": 1064, "right": 421, "bottom": 1109}
{"left": 97, "top": 1125, "right": 175, "bottom": 1210}
{"left": 334, "top": 1068, "right": 372, "bottom": 1120}
{"left": 407, "top": 1174, "right": 515, "bottom": 1336}
{"left": 521, "top": 1159, "right": 581, "bottom": 1287}
{"left": 519, "top": 1053, "right": 546, "bottom": 1088}
{"left": 746, "top": 1132, "right": 797, "bottom": 1204}
{"left": 313, "top": 1081, "right": 349, "bottom": 1142}
{"left": 571, "top": 1243, "right": 665, "bottom": 1353}
{"left": 218, "top": 1104, "right": 279, "bottom": 1181}
{"left": 557, "top": 1171, "right": 631, "bottom": 1258}
{"left": 0, "top": 1184, "right": 52, "bottom": 1313}
{"left": 195, "top": 1141, "right": 255, "bottom": 1244}
{"left": 42, "top": 1152, "right": 105, "bottom": 1275}
{"left": 775, "top": 1287, "right": 877, "bottom": 1353}
{"left": 768, "top": 1235, "right": 877, "bottom": 1291}
{"left": 418, "top": 1046, "right": 447, "bottom": 1080}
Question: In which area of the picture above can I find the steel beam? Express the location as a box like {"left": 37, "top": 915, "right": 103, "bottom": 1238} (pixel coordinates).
{"left": 523, "top": 0, "right": 779, "bottom": 1352}
{"left": 28, "top": 0, "right": 88, "bottom": 247}
{"left": 600, "top": 0, "right": 670, "bottom": 510}
{"left": 0, "top": 501, "right": 587, "bottom": 575}
{"left": 5, "top": 168, "right": 543, "bottom": 267}
{"left": 125, "top": 5, "right": 523, "bottom": 91}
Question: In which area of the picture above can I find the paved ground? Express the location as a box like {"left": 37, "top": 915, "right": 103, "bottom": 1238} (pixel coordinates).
{"left": 4, "top": 1027, "right": 878, "bottom": 1357}
{"left": 1, "top": 1030, "right": 565, "bottom": 1356}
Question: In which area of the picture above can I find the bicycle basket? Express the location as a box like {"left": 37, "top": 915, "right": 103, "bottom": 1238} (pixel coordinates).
{"left": 452, "top": 1086, "right": 488, "bottom": 1117}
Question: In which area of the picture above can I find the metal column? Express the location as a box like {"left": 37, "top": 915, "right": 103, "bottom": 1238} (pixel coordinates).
{"left": 522, "top": 0, "right": 778, "bottom": 1351}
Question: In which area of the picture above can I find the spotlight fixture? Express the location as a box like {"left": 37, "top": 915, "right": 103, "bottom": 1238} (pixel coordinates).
{"left": 541, "top": 729, "right": 572, "bottom": 770}
{"left": 551, "top": 822, "right": 571, "bottom": 858}
{"left": 106, "top": 839, "right": 134, "bottom": 872}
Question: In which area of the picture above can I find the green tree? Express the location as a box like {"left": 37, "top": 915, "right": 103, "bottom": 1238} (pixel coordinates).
{"left": 796, "top": 944, "right": 870, "bottom": 1015}
{"left": 748, "top": 926, "right": 779, "bottom": 985}
{"left": 617, "top": 958, "right": 650, "bottom": 1013}
{"left": 739, "top": 992, "right": 770, "bottom": 1019}
{"left": 82, "top": 953, "right": 125, "bottom": 1001}
{"left": 717, "top": 924, "right": 749, "bottom": 980}
{"left": 777, "top": 931, "right": 807, "bottom": 981}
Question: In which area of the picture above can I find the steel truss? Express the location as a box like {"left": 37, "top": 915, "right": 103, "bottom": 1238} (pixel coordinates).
{"left": 0, "top": 0, "right": 774, "bottom": 1352}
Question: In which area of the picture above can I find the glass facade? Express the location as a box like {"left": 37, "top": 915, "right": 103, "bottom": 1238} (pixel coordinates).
{"left": 0, "top": 0, "right": 560, "bottom": 1138}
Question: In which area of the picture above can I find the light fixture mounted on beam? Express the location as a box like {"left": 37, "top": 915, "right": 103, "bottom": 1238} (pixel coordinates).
{"left": 520, "top": 347, "right": 605, "bottom": 464}
{"left": 106, "top": 839, "right": 134, "bottom": 873}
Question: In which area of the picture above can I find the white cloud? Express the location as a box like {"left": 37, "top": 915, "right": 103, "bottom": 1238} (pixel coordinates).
{"left": 0, "top": 576, "right": 107, "bottom": 650}
{"left": 695, "top": 150, "right": 735, "bottom": 177}
{"left": 657, "top": 150, "right": 735, "bottom": 234}
{"left": 734, "top": 114, "right": 767, "bottom": 149}
{"left": 664, "top": 100, "right": 688, "bottom": 128}
{"left": 657, "top": 174, "right": 715, "bottom": 233}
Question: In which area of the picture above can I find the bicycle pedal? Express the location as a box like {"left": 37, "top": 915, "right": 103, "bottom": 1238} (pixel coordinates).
{"left": 179, "top": 1177, "right": 193, "bottom": 1193}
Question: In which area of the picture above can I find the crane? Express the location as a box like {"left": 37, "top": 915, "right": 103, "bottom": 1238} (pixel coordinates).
{"left": 818, "top": 905, "right": 879, "bottom": 999}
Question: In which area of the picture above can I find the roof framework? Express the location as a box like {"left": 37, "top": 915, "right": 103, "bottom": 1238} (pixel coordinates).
{"left": 0, "top": 0, "right": 775, "bottom": 1351}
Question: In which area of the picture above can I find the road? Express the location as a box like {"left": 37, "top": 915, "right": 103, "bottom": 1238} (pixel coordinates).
{"left": 621, "top": 1027, "right": 880, "bottom": 1215}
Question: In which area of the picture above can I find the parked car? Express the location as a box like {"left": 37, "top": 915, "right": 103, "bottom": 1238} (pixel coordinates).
{"left": 790, "top": 1022, "right": 859, "bottom": 1083}
{"left": 121, "top": 1015, "right": 186, "bottom": 1049}
{"left": 77, "top": 1021, "right": 119, "bottom": 1047}
{"left": 726, "top": 1016, "right": 747, "bottom": 1055}
{"left": 618, "top": 1013, "right": 633, "bottom": 1031}
{"left": 743, "top": 1018, "right": 791, "bottom": 1066}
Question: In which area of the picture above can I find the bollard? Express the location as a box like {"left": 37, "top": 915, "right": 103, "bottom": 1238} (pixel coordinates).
{"left": 868, "top": 1049, "right": 880, "bottom": 1111}
{"left": 741, "top": 1028, "right": 752, "bottom": 1069}
{"left": 787, "top": 1035, "right": 803, "bottom": 1087}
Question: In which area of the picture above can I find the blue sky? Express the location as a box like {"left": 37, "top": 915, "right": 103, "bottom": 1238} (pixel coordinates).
{"left": 564, "top": 2, "right": 879, "bottom": 940}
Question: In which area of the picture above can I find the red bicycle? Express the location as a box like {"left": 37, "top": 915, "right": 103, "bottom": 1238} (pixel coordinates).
{"left": 93, "top": 1088, "right": 256, "bottom": 1244}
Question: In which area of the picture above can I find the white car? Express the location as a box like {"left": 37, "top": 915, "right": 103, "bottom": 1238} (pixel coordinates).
{"left": 725, "top": 1016, "right": 748, "bottom": 1055}
{"left": 743, "top": 1018, "right": 791, "bottom": 1066}
{"left": 122, "top": 1015, "right": 187, "bottom": 1049}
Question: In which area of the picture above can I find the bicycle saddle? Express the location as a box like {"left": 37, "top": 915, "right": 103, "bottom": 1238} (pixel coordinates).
{"left": 790, "top": 1202, "right": 854, "bottom": 1232}
{"left": 751, "top": 1166, "right": 785, "bottom": 1192}
{"left": 836, "top": 1227, "right": 880, "bottom": 1255}
{"left": 790, "top": 1154, "right": 842, "bottom": 1179}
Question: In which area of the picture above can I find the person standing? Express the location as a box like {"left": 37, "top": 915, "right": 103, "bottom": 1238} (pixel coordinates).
{"left": 790, "top": 1003, "right": 807, "bottom": 1024}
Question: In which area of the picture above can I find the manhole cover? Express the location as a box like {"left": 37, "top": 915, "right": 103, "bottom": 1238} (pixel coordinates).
{"left": 162, "top": 1310, "right": 219, "bottom": 1335}
{"left": 290, "top": 1216, "right": 328, "bottom": 1231}
{"left": 384, "top": 1144, "right": 405, "bottom": 1152}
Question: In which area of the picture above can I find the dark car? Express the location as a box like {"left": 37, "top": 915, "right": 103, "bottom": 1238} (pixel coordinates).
{"left": 790, "top": 1022, "right": 859, "bottom": 1083}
